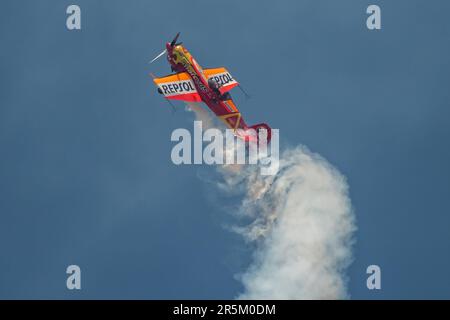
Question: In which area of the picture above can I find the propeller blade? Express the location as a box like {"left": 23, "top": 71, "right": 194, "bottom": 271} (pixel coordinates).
{"left": 149, "top": 49, "right": 167, "bottom": 64}
{"left": 170, "top": 32, "right": 180, "bottom": 47}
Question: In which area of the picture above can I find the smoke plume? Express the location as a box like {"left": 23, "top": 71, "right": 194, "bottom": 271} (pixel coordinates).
{"left": 186, "top": 103, "right": 356, "bottom": 299}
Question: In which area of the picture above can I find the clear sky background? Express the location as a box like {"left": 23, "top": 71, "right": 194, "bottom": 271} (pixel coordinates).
{"left": 1, "top": 0, "right": 450, "bottom": 299}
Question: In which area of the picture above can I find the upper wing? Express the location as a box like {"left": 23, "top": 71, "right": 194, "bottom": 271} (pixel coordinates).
{"left": 203, "top": 68, "right": 239, "bottom": 94}
{"left": 153, "top": 72, "right": 202, "bottom": 102}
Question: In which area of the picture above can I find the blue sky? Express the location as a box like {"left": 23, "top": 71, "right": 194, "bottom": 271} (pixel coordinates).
{"left": 1, "top": 0, "right": 450, "bottom": 299}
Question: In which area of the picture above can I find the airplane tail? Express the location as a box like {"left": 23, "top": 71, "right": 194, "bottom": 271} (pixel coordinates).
{"left": 248, "top": 123, "right": 272, "bottom": 143}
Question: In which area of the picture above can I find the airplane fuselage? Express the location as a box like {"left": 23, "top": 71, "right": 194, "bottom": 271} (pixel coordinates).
{"left": 166, "top": 43, "right": 249, "bottom": 131}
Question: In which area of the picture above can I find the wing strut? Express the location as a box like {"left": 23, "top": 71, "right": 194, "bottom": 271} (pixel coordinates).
{"left": 238, "top": 84, "right": 251, "bottom": 99}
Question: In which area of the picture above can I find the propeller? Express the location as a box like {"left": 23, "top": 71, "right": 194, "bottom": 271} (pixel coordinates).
{"left": 149, "top": 49, "right": 167, "bottom": 64}
{"left": 149, "top": 32, "right": 181, "bottom": 64}
{"left": 170, "top": 32, "right": 180, "bottom": 47}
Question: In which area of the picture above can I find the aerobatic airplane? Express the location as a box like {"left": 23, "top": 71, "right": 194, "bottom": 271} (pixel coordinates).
{"left": 150, "top": 33, "right": 271, "bottom": 142}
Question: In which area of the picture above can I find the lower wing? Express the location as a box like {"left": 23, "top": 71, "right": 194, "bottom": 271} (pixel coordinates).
{"left": 203, "top": 67, "right": 239, "bottom": 94}
{"left": 153, "top": 72, "right": 202, "bottom": 102}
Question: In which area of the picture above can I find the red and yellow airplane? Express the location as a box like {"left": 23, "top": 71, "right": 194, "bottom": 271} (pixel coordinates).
{"left": 150, "top": 33, "right": 271, "bottom": 142}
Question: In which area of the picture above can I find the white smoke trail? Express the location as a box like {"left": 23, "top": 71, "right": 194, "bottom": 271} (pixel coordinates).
{"left": 185, "top": 102, "right": 215, "bottom": 129}
{"left": 225, "top": 148, "right": 355, "bottom": 299}
{"left": 186, "top": 103, "right": 356, "bottom": 299}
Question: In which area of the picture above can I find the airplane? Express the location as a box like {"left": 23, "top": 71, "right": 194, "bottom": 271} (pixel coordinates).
{"left": 150, "top": 33, "right": 271, "bottom": 142}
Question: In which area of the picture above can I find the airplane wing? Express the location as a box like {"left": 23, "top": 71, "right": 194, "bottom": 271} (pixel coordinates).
{"left": 153, "top": 72, "right": 202, "bottom": 102}
{"left": 203, "top": 68, "right": 239, "bottom": 94}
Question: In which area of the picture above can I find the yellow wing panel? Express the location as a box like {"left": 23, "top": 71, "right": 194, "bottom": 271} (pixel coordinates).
{"left": 203, "top": 68, "right": 227, "bottom": 78}
{"left": 153, "top": 72, "right": 191, "bottom": 84}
